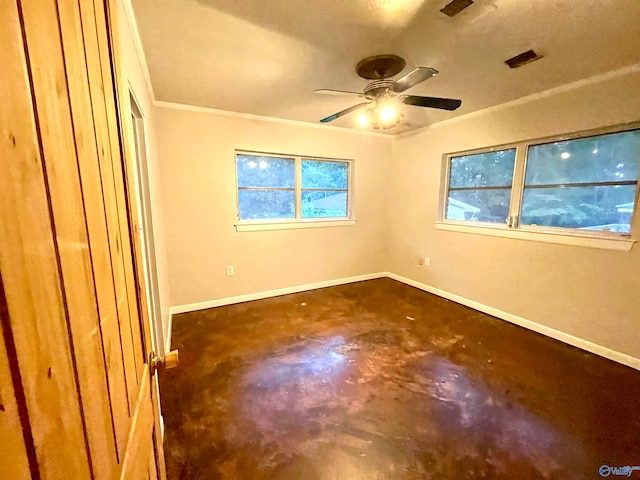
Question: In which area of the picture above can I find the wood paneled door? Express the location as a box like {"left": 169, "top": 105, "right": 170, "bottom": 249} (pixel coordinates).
{"left": 0, "top": 0, "right": 166, "bottom": 479}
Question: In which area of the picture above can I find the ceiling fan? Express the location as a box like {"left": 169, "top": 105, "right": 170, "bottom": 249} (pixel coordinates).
{"left": 315, "top": 54, "right": 462, "bottom": 129}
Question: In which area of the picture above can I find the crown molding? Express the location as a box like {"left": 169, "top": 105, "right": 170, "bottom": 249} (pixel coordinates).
{"left": 395, "top": 62, "right": 640, "bottom": 140}
{"left": 152, "top": 100, "right": 392, "bottom": 138}
{"left": 119, "top": 0, "right": 155, "bottom": 100}
{"left": 116, "top": 2, "right": 390, "bottom": 139}
{"left": 119, "top": 1, "right": 640, "bottom": 141}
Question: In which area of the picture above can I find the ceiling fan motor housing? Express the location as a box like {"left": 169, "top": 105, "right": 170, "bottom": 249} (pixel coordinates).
{"left": 364, "top": 79, "right": 395, "bottom": 98}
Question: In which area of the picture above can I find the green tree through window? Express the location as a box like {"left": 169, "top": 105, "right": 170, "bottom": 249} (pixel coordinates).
{"left": 521, "top": 130, "right": 639, "bottom": 231}
{"left": 236, "top": 152, "right": 352, "bottom": 221}
{"left": 442, "top": 126, "right": 639, "bottom": 236}
{"left": 447, "top": 149, "right": 516, "bottom": 223}
{"left": 301, "top": 160, "right": 348, "bottom": 218}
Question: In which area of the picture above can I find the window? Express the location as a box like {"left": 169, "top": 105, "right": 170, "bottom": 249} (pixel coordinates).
{"left": 446, "top": 149, "right": 516, "bottom": 224}
{"left": 301, "top": 160, "right": 349, "bottom": 218}
{"left": 521, "top": 131, "right": 639, "bottom": 233}
{"left": 237, "top": 154, "right": 296, "bottom": 220}
{"left": 441, "top": 125, "right": 640, "bottom": 245}
{"left": 235, "top": 151, "right": 353, "bottom": 229}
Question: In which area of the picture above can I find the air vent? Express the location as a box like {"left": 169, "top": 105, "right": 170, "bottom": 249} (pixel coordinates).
{"left": 505, "top": 49, "right": 542, "bottom": 69}
{"left": 440, "top": 0, "right": 474, "bottom": 17}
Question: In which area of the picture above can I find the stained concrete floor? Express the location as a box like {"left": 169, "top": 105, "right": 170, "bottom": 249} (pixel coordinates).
{"left": 160, "top": 278, "right": 640, "bottom": 479}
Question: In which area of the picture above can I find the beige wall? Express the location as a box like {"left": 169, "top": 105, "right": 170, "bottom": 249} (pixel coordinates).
{"left": 388, "top": 69, "right": 640, "bottom": 359}
{"left": 118, "top": 0, "right": 172, "bottom": 352}
{"left": 149, "top": 61, "right": 639, "bottom": 360}
{"left": 152, "top": 107, "right": 391, "bottom": 307}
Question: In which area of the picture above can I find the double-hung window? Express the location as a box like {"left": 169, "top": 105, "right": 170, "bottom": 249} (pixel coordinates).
{"left": 235, "top": 151, "right": 353, "bottom": 230}
{"left": 440, "top": 124, "right": 640, "bottom": 249}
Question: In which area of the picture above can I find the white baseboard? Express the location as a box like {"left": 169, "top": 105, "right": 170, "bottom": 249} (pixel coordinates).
{"left": 385, "top": 272, "right": 640, "bottom": 371}
{"left": 166, "top": 271, "right": 639, "bottom": 371}
{"left": 169, "top": 272, "right": 387, "bottom": 316}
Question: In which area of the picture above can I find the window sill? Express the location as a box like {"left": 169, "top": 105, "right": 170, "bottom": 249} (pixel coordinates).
{"left": 235, "top": 218, "right": 356, "bottom": 232}
{"left": 435, "top": 221, "right": 636, "bottom": 252}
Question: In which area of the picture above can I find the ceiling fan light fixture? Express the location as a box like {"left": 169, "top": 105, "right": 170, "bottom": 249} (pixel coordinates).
{"left": 357, "top": 112, "right": 370, "bottom": 127}
{"left": 380, "top": 105, "right": 397, "bottom": 122}
{"left": 364, "top": 104, "right": 403, "bottom": 130}
{"left": 380, "top": 112, "right": 404, "bottom": 130}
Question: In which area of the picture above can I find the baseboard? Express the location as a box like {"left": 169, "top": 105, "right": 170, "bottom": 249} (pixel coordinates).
{"left": 169, "top": 272, "right": 387, "bottom": 316}
{"left": 166, "top": 271, "right": 639, "bottom": 371}
{"left": 385, "top": 272, "right": 640, "bottom": 371}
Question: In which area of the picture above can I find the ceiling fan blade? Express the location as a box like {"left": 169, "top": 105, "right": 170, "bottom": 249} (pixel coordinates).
{"left": 392, "top": 67, "right": 438, "bottom": 93}
{"left": 320, "top": 102, "right": 370, "bottom": 123}
{"left": 314, "top": 89, "right": 365, "bottom": 97}
{"left": 401, "top": 95, "right": 462, "bottom": 111}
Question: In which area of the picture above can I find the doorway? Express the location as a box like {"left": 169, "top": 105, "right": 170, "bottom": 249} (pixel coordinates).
{"left": 129, "top": 92, "right": 165, "bottom": 356}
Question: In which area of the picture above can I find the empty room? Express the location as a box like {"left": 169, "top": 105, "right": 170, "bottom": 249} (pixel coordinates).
{"left": 1, "top": 0, "right": 640, "bottom": 479}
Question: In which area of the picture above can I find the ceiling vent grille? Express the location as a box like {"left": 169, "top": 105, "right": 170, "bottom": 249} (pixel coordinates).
{"left": 440, "top": 0, "right": 474, "bottom": 17}
{"left": 505, "top": 49, "right": 542, "bottom": 68}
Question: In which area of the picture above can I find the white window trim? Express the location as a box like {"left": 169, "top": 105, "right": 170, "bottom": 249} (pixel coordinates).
{"left": 435, "top": 221, "right": 635, "bottom": 251}
{"left": 234, "top": 150, "right": 355, "bottom": 232}
{"left": 438, "top": 122, "right": 640, "bottom": 251}
{"left": 236, "top": 218, "right": 357, "bottom": 232}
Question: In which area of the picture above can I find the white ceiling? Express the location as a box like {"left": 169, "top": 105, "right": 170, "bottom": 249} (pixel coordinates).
{"left": 131, "top": 0, "right": 640, "bottom": 135}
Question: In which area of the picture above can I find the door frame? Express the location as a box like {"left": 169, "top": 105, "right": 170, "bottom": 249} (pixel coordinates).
{"left": 128, "top": 88, "right": 165, "bottom": 357}
{"left": 105, "top": 0, "right": 167, "bottom": 477}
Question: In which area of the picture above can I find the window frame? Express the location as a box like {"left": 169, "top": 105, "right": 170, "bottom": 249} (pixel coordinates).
{"left": 444, "top": 145, "right": 519, "bottom": 225}
{"left": 234, "top": 150, "right": 355, "bottom": 232}
{"left": 438, "top": 122, "right": 640, "bottom": 251}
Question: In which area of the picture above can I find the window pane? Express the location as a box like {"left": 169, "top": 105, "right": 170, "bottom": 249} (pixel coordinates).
{"left": 449, "top": 149, "right": 516, "bottom": 188}
{"left": 301, "top": 160, "right": 348, "bottom": 189}
{"left": 447, "top": 189, "right": 511, "bottom": 223}
{"left": 238, "top": 190, "right": 295, "bottom": 220}
{"left": 525, "top": 130, "right": 640, "bottom": 185}
{"left": 521, "top": 185, "right": 637, "bottom": 232}
{"left": 237, "top": 154, "right": 295, "bottom": 188}
{"left": 301, "top": 190, "right": 347, "bottom": 218}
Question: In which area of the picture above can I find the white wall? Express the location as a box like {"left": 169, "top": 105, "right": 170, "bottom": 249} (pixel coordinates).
{"left": 118, "top": 0, "right": 172, "bottom": 352}
{"left": 388, "top": 68, "right": 640, "bottom": 359}
{"left": 152, "top": 107, "right": 392, "bottom": 307}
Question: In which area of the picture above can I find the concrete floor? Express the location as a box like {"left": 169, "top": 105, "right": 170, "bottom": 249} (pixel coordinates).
{"left": 160, "top": 278, "right": 640, "bottom": 479}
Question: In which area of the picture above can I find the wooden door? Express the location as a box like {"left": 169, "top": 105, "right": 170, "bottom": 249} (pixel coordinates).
{"left": 0, "top": 1, "right": 165, "bottom": 479}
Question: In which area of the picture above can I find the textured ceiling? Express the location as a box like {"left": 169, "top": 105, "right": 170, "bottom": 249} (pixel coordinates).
{"left": 132, "top": 0, "right": 640, "bottom": 134}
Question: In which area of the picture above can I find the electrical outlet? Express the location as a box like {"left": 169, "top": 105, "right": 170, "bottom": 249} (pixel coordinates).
{"left": 423, "top": 257, "right": 431, "bottom": 266}
{"left": 226, "top": 265, "right": 234, "bottom": 276}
